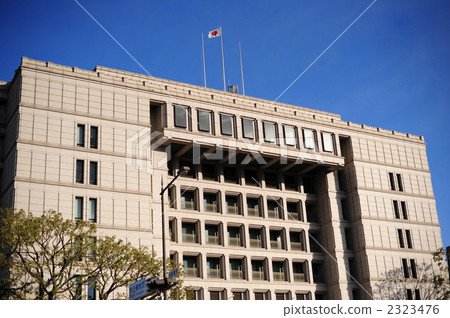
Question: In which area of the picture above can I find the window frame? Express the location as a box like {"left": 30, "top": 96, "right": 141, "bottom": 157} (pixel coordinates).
{"left": 197, "top": 109, "right": 212, "bottom": 133}
{"left": 75, "top": 197, "right": 83, "bottom": 220}
{"left": 174, "top": 105, "right": 188, "bottom": 129}
{"left": 89, "top": 161, "right": 98, "bottom": 185}
{"left": 90, "top": 126, "right": 98, "bottom": 149}
{"left": 76, "top": 160, "right": 84, "bottom": 183}
{"left": 321, "top": 132, "right": 334, "bottom": 153}
{"left": 220, "top": 113, "right": 234, "bottom": 137}
{"left": 242, "top": 117, "right": 256, "bottom": 140}
{"left": 89, "top": 198, "right": 97, "bottom": 223}
{"left": 77, "top": 124, "right": 85, "bottom": 147}
{"left": 282, "top": 125, "right": 297, "bottom": 147}
{"left": 302, "top": 129, "right": 316, "bottom": 150}
{"left": 262, "top": 121, "right": 276, "bottom": 143}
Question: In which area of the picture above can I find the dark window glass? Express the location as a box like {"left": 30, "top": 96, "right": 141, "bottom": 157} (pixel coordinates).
{"left": 414, "top": 289, "right": 420, "bottom": 300}
{"left": 410, "top": 259, "right": 417, "bottom": 278}
{"left": 197, "top": 110, "right": 211, "bottom": 132}
{"left": 389, "top": 173, "right": 396, "bottom": 190}
{"left": 88, "top": 279, "right": 96, "bottom": 300}
{"left": 402, "top": 258, "right": 410, "bottom": 278}
{"left": 254, "top": 293, "right": 264, "bottom": 300}
{"left": 76, "top": 160, "right": 84, "bottom": 183}
{"left": 77, "top": 124, "right": 85, "bottom": 147}
{"left": 405, "top": 230, "right": 412, "bottom": 248}
{"left": 393, "top": 200, "right": 400, "bottom": 219}
{"left": 89, "top": 161, "right": 97, "bottom": 185}
{"left": 220, "top": 114, "right": 233, "bottom": 136}
{"left": 397, "top": 174, "right": 403, "bottom": 192}
{"left": 401, "top": 201, "right": 408, "bottom": 219}
{"left": 406, "top": 289, "right": 413, "bottom": 300}
{"left": 90, "top": 126, "right": 98, "bottom": 149}
{"left": 242, "top": 118, "right": 255, "bottom": 139}
{"left": 89, "top": 198, "right": 97, "bottom": 223}
{"left": 263, "top": 122, "right": 276, "bottom": 143}
{"left": 398, "top": 229, "right": 405, "bottom": 248}
{"left": 174, "top": 106, "right": 187, "bottom": 128}
{"left": 283, "top": 125, "right": 296, "bottom": 146}
{"left": 210, "top": 291, "right": 220, "bottom": 300}
{"left": 75, "top": 197, "right": 83, "bottom": 220}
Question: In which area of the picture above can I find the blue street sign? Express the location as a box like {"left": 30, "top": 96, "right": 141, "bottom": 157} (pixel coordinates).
{"left": 168, "top": 268, "right": 178, "bottom": 279}
{"left": 129, "top": 278, "right": 147, "bottom": 300}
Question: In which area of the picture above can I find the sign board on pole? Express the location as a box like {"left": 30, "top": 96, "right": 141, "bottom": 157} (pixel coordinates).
{"left": 168, "top": 268, "right": 179, "bottom": 279}
{"left": 129, "top": 278, "right": 147, "bottom": 300}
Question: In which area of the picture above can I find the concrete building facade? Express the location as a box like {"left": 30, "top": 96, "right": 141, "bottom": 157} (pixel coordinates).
{"left": 0, "top": 57, "right": 443, "bottom": 300}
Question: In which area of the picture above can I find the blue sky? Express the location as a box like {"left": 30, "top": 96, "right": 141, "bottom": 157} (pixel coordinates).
{"left": 1, "top": 0, "right": 449, "bottom": 248}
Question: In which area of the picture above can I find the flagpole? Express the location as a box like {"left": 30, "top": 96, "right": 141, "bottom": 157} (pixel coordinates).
{"left": 201, "top": 32, "right": 207, "bottom": 87}
{"left": 219, "top": 26, "right": 226, "bottom": 91}
{"left": 239, "top": 41, "right": 245, "bottom": 96}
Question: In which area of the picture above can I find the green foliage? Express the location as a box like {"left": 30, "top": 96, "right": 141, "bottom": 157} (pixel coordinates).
{"left": 167, "top": 259, "right": 193, "bottom": 300}
{"left": 0, "top": 208, "right": 192, "bottom": 300}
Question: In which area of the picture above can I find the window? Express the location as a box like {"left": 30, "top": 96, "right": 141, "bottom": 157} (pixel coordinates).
{"left": 397, "top": 173, "right": 404, "bottom": 192}
{"left": 197, "top": 110, "right": 211, "bottom": 132}
{"left": 405, "top": 230, "right": 413, "bottom": 248}
{"left": 393, "top": 200, "right": 400, "bottom": 219}
{"left": 183, "top": 256, "right": 199, "bottom": 277}
{"left": 254, "top": 291, "right": 269, "bottom": 300}
{"left": 75, "top": 197, "right": 83, "bottom": 220}
{"left": 283, "top": 125, "right": 296, "bottom": 146}
{"left": 305, "top": 202, "right": 318, "bottom": 223}
{"left": 270, "top": 230, "right": 284, "bottom": 249}
{"left": 249, "top": 228, "right": 264, "bottom": 248}
{"left": 223, "top": 166, "right": 238, "bottom": 183}
{"left": 402, "top": 258, "right": 410, "bottom": 278}
{"left": 290, "top": 231, "right": 304, "bottom": 251}
{"left": 296, "top": 293, "right": 309, "bottom": 300}
{"left": 251, "top": 260, "right": 266, "bottom": 280}
{"left": 207, "top": 257, "right": 222, "bottom": 278}
{"left": 345, "top": 228, "right": 354, "bottom": 250}
{"left": 77, "top": 124, "right": 85, "bottom": 147}
{"left": 312, "top": 262, "right": 324, "bottom": 283}
{"left": 174, "top": 105, "right": 187, "bottom": 128}
{"left": 389, "top": 172, "right": 396, "bottom": 190}
{"left": 242, "top": 118, "right": 255, "bottom": 139}
{"left": 410, "top": 259, "right": 417, "bottom": 278}
{"left": 267, "top": 200, "right": 281, "bottom": 219}
{"left": 229, "top": 259, "right": 244, "bottom": 279}
{"left": 398, "top": 229, "right": 405, "bottom": 248}
{"left": 265, "top": 172, "right": 279, "bottom": 189}
{"left": 205, "top": 224, "right": 220, "bottom": 245}
{"left": 303, "top": 129, "right": 316, "bottom": 150}
{"left": 228, "top": 226, "right": 242, "bottom": 246}
{"left": 202, "top": 164, "right": 217, "bottom": 181}
{"left": 90, "top": 126, "right": 98, "bottom": 149}
{"left": 401, "top": 201, "right": 408, "bottom": 220}
{"left": 247, "top": 197, "right": 261, "bottom": 217}
{"left": 287, "top": 201, "right": 301, "bottom": 221}
{"left": 414, "top": 289, "right": 421, "bottom": 300}
{"left": 341, "top": 198, "right": 350, "bottom": 220}
{"left": 226, "top": 195, "right": 240, "bottom": 215}
{"left": 263, "top": 122, "right": 276, "bottom": 143}
{"left": 76, "top": 160, "right": 84, "bottom": 183}
{"left": 284, "top": 174, "right": 297, "bottom": 191}
{"left": 406, "top": 289, "right": 413, "bottom": 300}
{"left": 232, "top": 291, "right": 246, "bottom": 300}
{"left": 181, "top": 190, "right": 196, "bottom": 210}
{"left": 88, "top": 279, "right": 96, "bottom": 300}
{"left": 209, "top": 290, "right": 223, "bottom": 300}
{"left": 89, "top": 198, "right": 97, "bottom": 223}
{"left": 182, "top": 223, "right": 198, "bottom": 243}
{"left": 276, "top": 293, "right": 288, "bottom": 300}
{"left": 272, "top": 261, "right": 286, "bottom": 281}
{"left": 321, "top": 132, "right": 334, "bottom": 153}
{"left": 220, "top": 114, "right": 233, "bottom": 136}
{"left": 309, "top": 231, "right": 321, "bottom": 252}
{"left": 203, "top": 192, "right": 219, "bottom": 212}
{"left": 89, "top": 161, "right": 98, "bottom": 185}
{"left": 169, "top": 219, "right": 176, "bottom": 241}
{"left": 73, "top": 275, "right": 82, "bottom": 300}
{"left": 293, "top": 262, "right": 306, "bottom": 282}
{"left": 244, "top": 169, "right": 259, "bottom": 186}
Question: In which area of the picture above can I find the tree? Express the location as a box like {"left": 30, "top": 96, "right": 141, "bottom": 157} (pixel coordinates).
{"left": 83, "top": 236, "right": 161, "bottom": 300}
{"left": 0, "top": 208, "right": 193, "bottom": 300}
{"left": 374, "top": 248, "right": 449, "bottom": 300}
{"left": 167, "top": 259, "right": 194, "bottom": 300}
{"left": 0, "top": 209, "right": 95, "bottom": 299}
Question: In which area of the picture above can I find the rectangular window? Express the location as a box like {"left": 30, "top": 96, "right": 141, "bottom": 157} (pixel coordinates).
{"left": 90, "top": 126, "right": 98, "bottom": 149}
{"left": 410, "top": 259, "right": 417, "bottom": 278}
{"left": 197, "top": 110, "right": 211, "bottom": 132}
{"left": 89, "top": 198, "right": 97, "bottom": 223}
{"left": 251, "top": 260, "right": 266, "bottom": 280}
{"left": 402, "top": 258, "right": 410, "bottom": 278}
{"left": 183, "top": 256, "right": 199, "bottom": 277}
{"left": 76, "top": 160, "right": 84, "bottom": 183}
{"left": 345, "top": 228, "right": 354, "bottom": 250}
{"left": 283, "top": 125, "right": 296, "bottom": 146}
{"left": 226, "top": 195, "right": 240, "bottom": 215}
{"left": 228, "top": 226, "right": 242, "bottom": 246}
{"left": 207, "top": 257, "right": 222, "bottom": 278}
{"left": 229, "top": 259, "right": 244, "bottom": 279}
{"left": 77, "top": 124, "right": 85, "bottom": 147}
{"left": 73, "top": 275, "right": 82, "bottom": 300}
{"left": 389, "top": 172, "right": 396, "bottom": 190}
{"left": 272, "top": 261, "right": 286, "bottom": 281}
{"left": 182, "top": 223, "right": 197, "bottom": 243}
{"left": 393, "top": 200, "right": 400, "bottom": 219}
{"left": 405, "top": 230, "right": 413, "bottom": 248}
{"left": 406, "top": 289, "right": 413, "bottom": 300}
{"left": 247, "top": 197, "right": 261, "bottom": 217}
{"left": 303, "top": 129, "right": 315, "bottom": 149}
{"left": 220, "top": 114, "right": 233, "bottom": 136}
{"left": 75, "top": 197, "right": 83, "bottom": 220}
{"left": 205, "top": 224, "right": 220, "bottom": 245}
{"left": 249, "top": 228, "right": 264, "bottom": 248}
{"left": 181, "top": 190, "right": 196, "bottom": 210}
{"left": 242, "top": 118, "right": 255, "bottom": 139}
{"left": 414, "top": 289, "right": 421, "bottom": 300}
{"left": 293, "top": 262, "right": 306, "bottom": 282}
{"left": 88, "top": 279, "right": 96, "bottom": 300}
{"left": 263, "top": 122, "right": 276, "bottom": 143}
{"left": 174, "top": 105, "right": 187, "bottom": 128}
{"left": 397, "top": 174, "right": 403, "bottom": 192}
{"left": 270, "top": 230, "right": 283, "bottom": 250}
{"left": 89, "top": 161, "right": 98, "bottom": 185}
{"left": 290, "top": 231, "right": 304, "bottom": 251}
{"left": 401, "top": 201, "right": 408, "bottom": 220}
{"left": 209, "top": 291, "right": 222, "bottom": 300}
{"left": 88, "top": 237, "right": 96, "bottom": 259}
{"left": 321, "top": 132, "right": 334, "bottom": 153}
{"left": 398, "top": 229, "right": 405, "bottom": 248}
{"left": 203, "top": 192, "right": 218, "bottom": 212}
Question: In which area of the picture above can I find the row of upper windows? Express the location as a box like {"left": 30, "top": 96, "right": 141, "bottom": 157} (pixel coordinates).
{"left": 173, "top": 105, "right": 336, "bottom": 153}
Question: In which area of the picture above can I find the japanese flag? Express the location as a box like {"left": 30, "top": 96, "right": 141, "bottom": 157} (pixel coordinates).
{"left": 208, "top": 27, "right": 221, "bottom": 38}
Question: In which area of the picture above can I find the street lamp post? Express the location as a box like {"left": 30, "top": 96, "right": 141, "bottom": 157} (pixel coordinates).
{"left": 160, "top": 166, "right": 190, "bottom": 300}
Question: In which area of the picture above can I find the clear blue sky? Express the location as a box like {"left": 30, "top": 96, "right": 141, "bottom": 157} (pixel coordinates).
{"left": 1, "top": 0, "right": 449, "bottom": 248}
